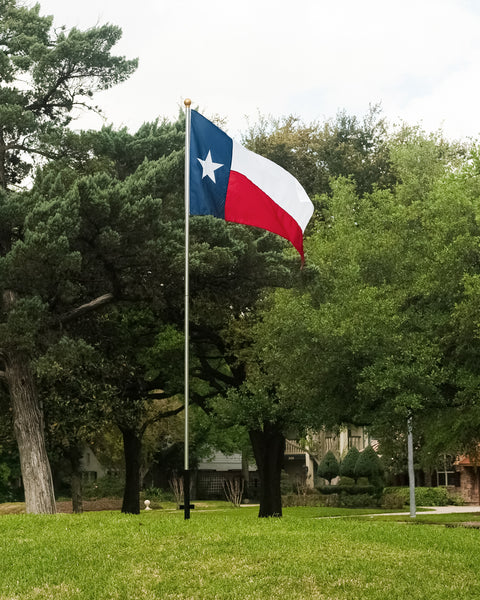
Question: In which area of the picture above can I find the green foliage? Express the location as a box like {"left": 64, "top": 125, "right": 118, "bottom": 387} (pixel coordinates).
{"left": 242, "top": 105, "right": 396, "bottom": 199}
{"left": 384, "top": 486, "right": 464, "bottom": 507}
{"left": 338, "top": 492, "right": 379, "bottom": 508}
{"left": 280, "top": 471, "right": 293, "bottom": 494}
{"left": 339, "top": 446, "right": 361, "bottom": 480}
{"left": 317, "top": 450, "right": 339, "bottom": 484}
{"left": 354, "top": 446, "right": 384, "bottom": 486}
{"left": 382, "top": 491, "right": 406, "bottom": 510}
{"left": 141, "top": 487, "right": 174, "bottom": 507}
{"left": 282, "top": 489, "right": 322, "bottom": 507}
{"left": 318, "top": 484, "right": 376, "bottom": 496}
{"left": 0, "top": 0, "right": 137, "bottom": 188}
{"left": 82, "top": 475, "right": 125, "bottom": 499}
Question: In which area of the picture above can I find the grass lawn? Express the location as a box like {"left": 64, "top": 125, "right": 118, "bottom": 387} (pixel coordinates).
{"left": 0, "top": 504, "right": 479, "bottom": 599}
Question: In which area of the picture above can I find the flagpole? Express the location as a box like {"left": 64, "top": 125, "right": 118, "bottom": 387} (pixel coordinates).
{"left": 184, "top": 98, "right": 192, "bottom": 520}
{"left": 407, "top": 415, "right": 416, "bottom": 518}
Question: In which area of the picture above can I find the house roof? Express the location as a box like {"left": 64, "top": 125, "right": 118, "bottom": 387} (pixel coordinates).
{"left": 454, "top": 455, "right": 480, "bottom": 467}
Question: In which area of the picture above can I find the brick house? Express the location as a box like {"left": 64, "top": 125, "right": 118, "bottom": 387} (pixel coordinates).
{"left": 453, "top": 455, "right": 480, "bottom": 504}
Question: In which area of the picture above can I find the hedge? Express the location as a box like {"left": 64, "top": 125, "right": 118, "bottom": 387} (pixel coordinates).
{"left": 383, "top": 486, "right": 464, "bottom": 506}
{"left": 318, "top": 484, "right": 376, "bottom": 496}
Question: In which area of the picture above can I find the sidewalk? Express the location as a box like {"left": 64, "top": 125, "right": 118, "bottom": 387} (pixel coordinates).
{"left": 422, "top": 505, "right": 480, "bottom": 514}
{"left": 317, "top": 505, "right": 480, "bottom": 519}
{"left": 364, "top": 505, "right": 480, "bottom": 518}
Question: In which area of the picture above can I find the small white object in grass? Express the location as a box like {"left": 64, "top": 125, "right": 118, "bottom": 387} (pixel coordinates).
{"left": 144, "top": 499, "right": 151, "bottom": 511}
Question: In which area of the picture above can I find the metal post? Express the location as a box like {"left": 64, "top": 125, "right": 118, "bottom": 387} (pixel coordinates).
{"left": 407, "top": 416, "right": 416, "bottom": 518}
{"left": 184, "top": 98, "right": 191, "bottom": 520}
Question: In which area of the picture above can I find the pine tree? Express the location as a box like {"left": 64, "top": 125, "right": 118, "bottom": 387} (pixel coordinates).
{"left": 354, "top": 445, "right": 384, "bottom": 487}
{"left": 317, "top": 450, "right": 339, "bottom": 484}
{"left": 339, "top": 446, "right": 360, "bottom": 482}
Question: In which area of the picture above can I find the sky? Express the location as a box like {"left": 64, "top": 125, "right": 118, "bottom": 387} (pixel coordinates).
{"left": 33, "top": 0, "right": 480, "bottom": 141}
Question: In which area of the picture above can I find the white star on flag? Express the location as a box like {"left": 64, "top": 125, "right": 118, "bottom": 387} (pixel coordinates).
{"left": 197, "top": 150, "right": 223, "bottom": 183}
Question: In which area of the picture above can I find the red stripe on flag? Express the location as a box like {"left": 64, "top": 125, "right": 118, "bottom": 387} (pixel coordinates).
{"left": 225, "top": 171, "right": 304, "bottom": 258}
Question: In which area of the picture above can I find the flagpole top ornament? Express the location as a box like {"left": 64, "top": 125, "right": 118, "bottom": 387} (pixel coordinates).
{"left": 184, "top": 98, "right": 192, "bottom": 107}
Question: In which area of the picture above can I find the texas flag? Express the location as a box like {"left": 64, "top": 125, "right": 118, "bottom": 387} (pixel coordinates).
{"left": 189, "top": 110, "right": 314, "bottom": 261}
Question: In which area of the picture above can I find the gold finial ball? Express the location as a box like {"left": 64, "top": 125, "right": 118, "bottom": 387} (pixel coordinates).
{"left": 184, "top": 98, "right": 192, "bottom": 107}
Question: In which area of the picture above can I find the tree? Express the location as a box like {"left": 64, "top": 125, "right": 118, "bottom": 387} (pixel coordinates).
{"left": 197, "top": 109, "right": 409, "bottom": 518}
{"left": 0, "top": 0, "right": 137, "bottom": 188}
{"left": 241, "top": 105, "right": 396, "bottom": 199}
{"left": 243, "top": 126, "right": 475, "bottom": 503}
{"left": 83, "top": 306, "right": 184, "bottom": 515}
{"left": 36, "top": 336, "right": 112, "bottom": 513}
{"left": 317, "top": 451, "right": 339, "bottom": 484}
{"left": 354, "top": 446, "right": 383, "bottom": 487}
{"left": 339, "top": 446, "right": 360, "bottom": 482}
{"left": 0, "top": 1, "right": 137, "bottom": 513}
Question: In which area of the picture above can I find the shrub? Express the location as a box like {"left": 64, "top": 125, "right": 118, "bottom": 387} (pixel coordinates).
{"left": 340, "top": 447, "right": 360, "bottom": 481}
{"left": 383, "top": 486, "right": 464, "bottom": 507}
{"left": 355, "top": 446, "right": 384, "bottom": 487}
{"left": 280, "top": 471, "right": 293, "bottom": 494}
{"left": 339, "top": 492, "right": 379, "bottom": 508}
{"left": 83, "top": 475, "right": 124, "bottom": 499}
{"left": 338, "top": 476, "right": 355, "bottom": 486}
{"left": 282, "top": 490, "right": 323, "bottom": 507}
{"left": 141, "top": 487, "right": 174, "bottom": 504}
{"left": 318, "top": 484, "right": 376, "bottom": 496}
{"left": 322, "top": 493, "right": 340, "bottom": 507}
{"left": 382, "top": 492, "right": 405, "bottom": 509}
{"left": 317, "top": 451, "right": 339, "bottom": 484}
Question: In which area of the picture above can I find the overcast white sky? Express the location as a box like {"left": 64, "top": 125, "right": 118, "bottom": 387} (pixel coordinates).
{"left": 33, "top": 0, "right": 480, "bottom": 140}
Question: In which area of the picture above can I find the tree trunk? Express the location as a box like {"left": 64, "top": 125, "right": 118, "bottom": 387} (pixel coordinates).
{"left": 241, "top": 448, "right": 250, "bottom": 499}
{"left": 69, "top": 448, "right": 84, "bottom": 514}
{"left": 424, "top": 468, "right": 432, "bottom": 488}
{"left": 249, "top": 422, "right": 285, "bottom": 518}
{"left": 0, "top": 129, "right": 7, "bottom": 189}
{"left": 121, "top": 427, "right": 142, "bottom": 514}
{"left": 5, "top": 351, "right": 56, "bottom": 514}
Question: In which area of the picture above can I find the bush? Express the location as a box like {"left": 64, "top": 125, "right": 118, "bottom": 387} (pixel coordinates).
{"left": 382, "top": 492, "right": 405, "bottom": 509}
{"left": 337, "top": 476, "right": 355, "bottom": 486}
{"left": 318, "top": 484, "right": 376, "bottom": 496}
{"left": 355, "top": 446, "right": 384, "bottom": 487}
{"left": 0, "top": 484, "right": 23, "bottom": 503}
{"left": 339, "top": 492, "right": 379, "bottom": 508}
{"left": 340, "top": 447, "right": 360, "bottom": 480}
{"left": 317, "top": 451, "right": 340, "bottom": 484}
{"left": 280, "top": 471, "right": 293, "bottom": 494}
{"left": 383, "top": 486, "right": 464, "bottom": 507}
{"left": 282, "top": 490, "right": 323, "bottom": 507}
{"left": 322, "top": 493, "right": 340, "bottom": 507}
{"left": 141, "top": 487, "right": 174, "bottom": 504}
{"left": 83, "top": 475, "right": 124, "bottom": 499}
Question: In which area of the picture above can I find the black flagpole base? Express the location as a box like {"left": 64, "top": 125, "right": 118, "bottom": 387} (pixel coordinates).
{"left": 182, "top": 469, "right": 194, "bottom": 519}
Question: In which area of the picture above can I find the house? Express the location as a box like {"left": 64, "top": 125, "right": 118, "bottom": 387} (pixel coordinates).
{"left": 453, "top": 455, "right": 480, "bottom": 504}
{"left": 315, "top": 425, "right": 374, "bottom": 460}
{"left": 283, "top": 439, "right": 317, "bottom": 489}
{"left": 195, "top": 425, "right": 374, "bottom": 498}
{"left": 80, "top": 446, "right": 108, "bottom": 483}
{"left": 196, "top": 452, "right": 259, "bottom": 500}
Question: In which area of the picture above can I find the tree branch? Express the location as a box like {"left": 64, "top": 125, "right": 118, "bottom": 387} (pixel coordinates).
{"left": 59, "top": 293, "right": 114, "bottom": 323}
{"left": 140, "top": 404, "right": 184, "bottom": 435}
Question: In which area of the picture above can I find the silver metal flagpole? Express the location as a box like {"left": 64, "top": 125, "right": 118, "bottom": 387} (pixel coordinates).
{"left": 407, "top": 415, "right": 416, "bottom": 518}
{"left": 184, "top": 98, "right": 192, "bottom": 520}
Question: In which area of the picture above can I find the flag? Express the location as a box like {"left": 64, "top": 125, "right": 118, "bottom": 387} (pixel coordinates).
{"left": 189, "top": 110, "right": 314, "bottom": 260}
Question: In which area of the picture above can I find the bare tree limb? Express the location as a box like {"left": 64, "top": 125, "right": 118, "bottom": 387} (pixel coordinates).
{"left": 140, "top": 404, "right": 184, "bottom": 435}
{"left": 59, "top": 293, "right": 114, "bottom": 323}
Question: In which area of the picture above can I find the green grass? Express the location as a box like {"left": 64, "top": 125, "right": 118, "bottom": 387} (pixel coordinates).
{"left": 0, "top": 505, "right": 479, "bottom": 599}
